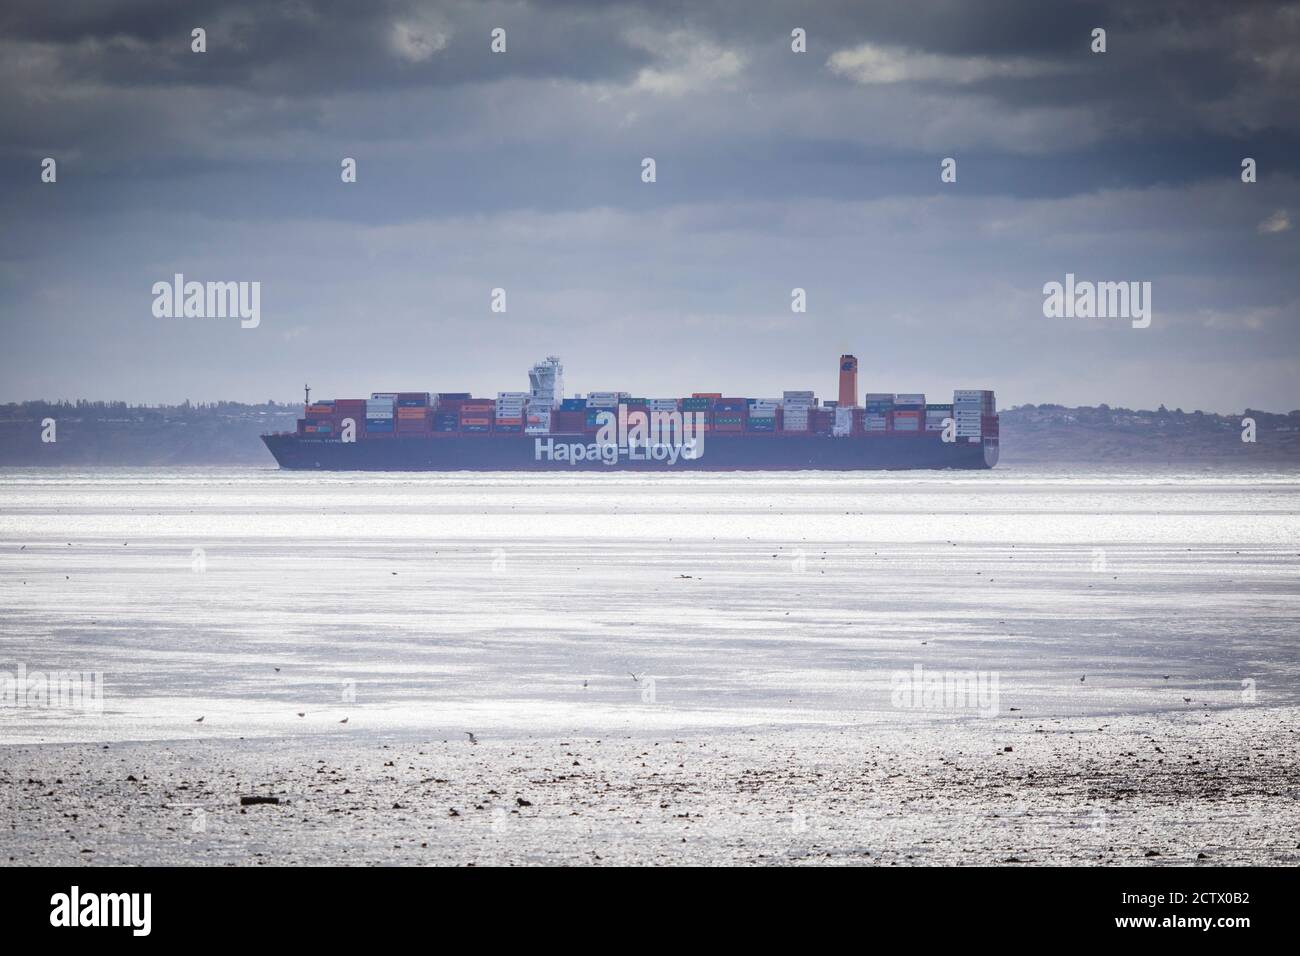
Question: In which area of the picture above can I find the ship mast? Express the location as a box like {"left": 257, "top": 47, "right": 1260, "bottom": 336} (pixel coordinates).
{"left": 304, "top": 383, "right": 311, "bottom": 406}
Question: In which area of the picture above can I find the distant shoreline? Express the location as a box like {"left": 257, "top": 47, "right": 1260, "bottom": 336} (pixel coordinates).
{"left": 1, "top": 402, "right": 1297, "bottom": 466}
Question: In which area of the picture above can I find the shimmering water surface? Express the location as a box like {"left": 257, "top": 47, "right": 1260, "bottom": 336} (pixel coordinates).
{"left": 2, "top": 466, "right": 1298, "bottom": 743}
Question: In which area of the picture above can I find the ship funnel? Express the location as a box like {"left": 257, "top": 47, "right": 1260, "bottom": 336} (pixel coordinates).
{"left": 838, "top": 355, "right": 858, "bottom": 408}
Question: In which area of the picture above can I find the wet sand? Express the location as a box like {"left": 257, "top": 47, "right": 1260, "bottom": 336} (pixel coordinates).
{"left": 4, "top": 706, "right": 1298, "bottom": 866}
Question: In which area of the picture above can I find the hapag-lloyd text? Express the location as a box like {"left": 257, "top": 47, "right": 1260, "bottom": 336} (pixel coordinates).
{"left": 536, "top": 407, "right": 706, "bottom": 465}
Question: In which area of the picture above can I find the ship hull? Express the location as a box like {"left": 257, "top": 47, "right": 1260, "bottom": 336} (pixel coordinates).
{"left": 262, "top": 433, "right": 998, "bottom": 471}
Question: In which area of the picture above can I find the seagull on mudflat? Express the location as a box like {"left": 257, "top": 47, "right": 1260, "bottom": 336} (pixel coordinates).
{"left": 465, "top": 732, "right": 478, "bottom": 745}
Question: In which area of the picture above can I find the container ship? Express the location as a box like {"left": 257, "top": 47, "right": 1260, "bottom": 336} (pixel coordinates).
{"left": 261, "top": 354, "right": 999, "bottom": 471}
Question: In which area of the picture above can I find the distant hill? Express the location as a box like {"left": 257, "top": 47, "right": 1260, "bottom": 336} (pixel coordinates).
{"left": 998, "top": 404, "right": 1300, "bottom": 466}
{"left": 1, "top": 399, "right": 1298, "bottom": 467}
{"left": 0, "top": 401, "right": 299, "bottom": 466}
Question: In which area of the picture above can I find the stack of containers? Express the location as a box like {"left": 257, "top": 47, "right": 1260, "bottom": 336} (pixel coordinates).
{"left": 495, "top": 392, "right": 527, "bottom": 433}
{"left": 396, "top": 393, "right": 430, "bottom": 435}
{"left": 367, "top": 393, "right": 396, "bottom": 436}
{"left": 680, "top": 395, "right": 712, "bottom": 432}
{"left": 396, "top": 407, "right": 428, "bottom": 434}
{"left": 460, "top": 398, "right": 494, "bottom": 434}
{"left": 363, "top": 397, "right": 394, "bottom": 434}
{"left": 810, "top": 407, "right": 834, "bottom": 435}
{"left": 394, "top": 393, "right": 428, "bottom": 436}
{"left": 525, "top": 404, "right": 552, "bottom": 435}
{"left": 953, "top": 389, "right": 993, "bottom": 441}
{"left": 557, "top": 394, "right": 587, "bottom": 431}
{"left": 864, "top": 393, "right": 893, "bottom": 432}
{"left": 581, "top": 392, "right": 623, "bottom": 434}
{"left": 924, "top": 403, "right": 952, "bottom": 432}
{"left": 432, "top": 407, "right": 460, "bottom": 433}
{"left": 748, "top": 398, "right": 778, "bottom": 432}
{"left": 586, "top": 391, "right": 625, "bottom": 408}
{"left": 333, "top": 398, "right": 365, "bottom": 436}
{"left": 552, "top": 409, "right": 586, "bottom": 432}
{"left": 781, "top": 391, "right": 814, "bottom": 432}
{"left": 892, "top": 393, "right": 925, "bottom": 434}
{"left": 301, "top": 399, "right": 335, "bottom": 436}
{"left": 713, "top": 397, "right": 747, "bottom": 433}
{"left": 643, "top": 398, "right": 678, "bottom": 441}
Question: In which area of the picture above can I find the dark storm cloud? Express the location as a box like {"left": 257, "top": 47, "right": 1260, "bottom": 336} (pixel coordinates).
{"left": 0, "top": 0, "right": 1297, "bottom": 410}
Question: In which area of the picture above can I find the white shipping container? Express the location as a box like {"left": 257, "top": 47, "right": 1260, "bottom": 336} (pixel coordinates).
{"left": 370, "top": 393, "right": 398, "bottom": 400}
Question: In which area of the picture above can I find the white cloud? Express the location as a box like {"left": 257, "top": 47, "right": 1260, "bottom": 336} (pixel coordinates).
{"left": 624, "top": 28, "right": 744, "bottom": 96}
{"left": 1258, "top": 209, "right": 1291, "bottom": 234}
{"left": 389, "top": 19, "right": 449, "bottom": 63}
{"left": 827, "top": 42, "right": 1066, "bottom": 85}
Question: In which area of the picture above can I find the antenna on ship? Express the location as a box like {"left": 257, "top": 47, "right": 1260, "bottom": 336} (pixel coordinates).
{"left": 304, "top": 383, "right": 311, "bottom": 406}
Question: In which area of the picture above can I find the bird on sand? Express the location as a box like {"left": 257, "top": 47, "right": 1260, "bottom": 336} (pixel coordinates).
{"left": 339, "top": 717, "right": 349, "bottom": 724}
{"left": 195, "top": 716, "right": 204, "bottom": 723}
{"left": 296, "top": 712, "right": 305, "bottom": 717}
{"left": 465, "top": 732, "right": 478, "bottom": 745}
{"left": 1080, "top": 675, "right": 1086, "bottom": 683}
{"left": 630, "top": 673, "right": 640, "bottom": 683}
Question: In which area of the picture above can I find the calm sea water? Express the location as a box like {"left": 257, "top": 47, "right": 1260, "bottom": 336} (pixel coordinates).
{"left": 2, "top": 466, "right": 1299, "bottom": 743}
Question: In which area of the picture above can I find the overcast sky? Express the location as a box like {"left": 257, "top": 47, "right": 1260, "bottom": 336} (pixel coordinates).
{"left": 2, "top": 0, "right": 1298, "bottom": 410}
